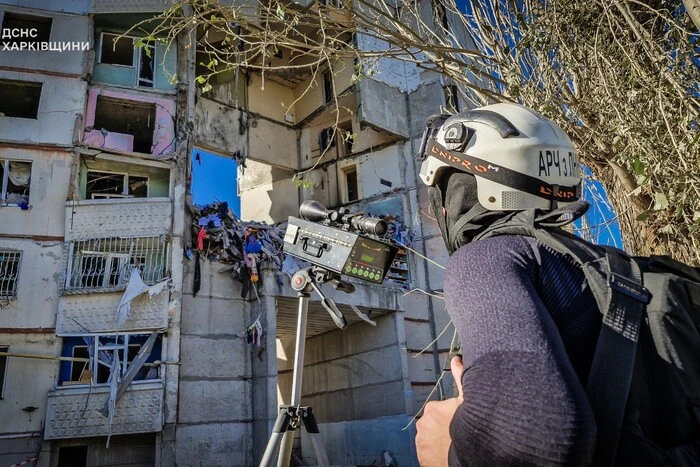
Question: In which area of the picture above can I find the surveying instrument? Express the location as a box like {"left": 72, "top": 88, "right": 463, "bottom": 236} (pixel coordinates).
{"left": 259, "top": 201, "right": 399, "bottom": 467}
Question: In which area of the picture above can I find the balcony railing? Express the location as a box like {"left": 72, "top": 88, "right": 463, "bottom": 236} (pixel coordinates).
{"left": 63, "top": 235, "right": 169, "bottom": 294}
{"left": 44, "top": 382, "right": 163, "bottom": 440}
{"left": 65, "top": 198, "right": 172, "bottom": 242}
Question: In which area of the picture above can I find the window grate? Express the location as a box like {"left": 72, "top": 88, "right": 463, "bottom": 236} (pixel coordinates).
{"left": 65, "top": 236, "right": 168, "bottom": 292}
{"left": 0, "top": 250, "right": 21, "bottom": 298}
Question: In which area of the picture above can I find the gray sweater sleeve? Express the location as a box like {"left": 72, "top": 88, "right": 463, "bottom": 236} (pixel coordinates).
{"left": 444, "top": 235, "right": 597, "bottom": 466}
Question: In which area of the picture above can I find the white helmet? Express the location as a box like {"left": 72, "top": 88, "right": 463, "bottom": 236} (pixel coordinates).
{"left": 418, "top": 103, "right": 581, "bottom": 211}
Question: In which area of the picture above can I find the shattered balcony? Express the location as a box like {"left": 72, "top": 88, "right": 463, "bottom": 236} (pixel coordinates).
{"left": 44, "top": 382, "right": 163, "bottom": 440}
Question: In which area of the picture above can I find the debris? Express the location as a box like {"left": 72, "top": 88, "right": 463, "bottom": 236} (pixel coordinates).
{"left": 116, "top": 269, "right": 170, "bottom": 329}
{"left": 191, "top": 201, "right": 298, "bottom": 297}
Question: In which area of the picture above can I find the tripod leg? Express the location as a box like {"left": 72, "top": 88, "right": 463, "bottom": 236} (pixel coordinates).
{"left": 277, "top": 431, "right": 295, "bottom": 467}
{"left": 260, "top": 408, "right": 294, "bottom": 467}
{"left": 302, "top": 408, "right": 330, "bottom": 467}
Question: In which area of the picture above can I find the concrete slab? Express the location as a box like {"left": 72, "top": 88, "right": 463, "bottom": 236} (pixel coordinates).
{"left": 180, "top": 294, "right": 250, "bottom": 336}
{"left": 175, "top": 422, "right": 252, "bottom": 467}
{"left": 178, "top": 380, "right": 252, "bottom": 423}
{"left": 179, "top": 335, "right": 250, "bottom": 379}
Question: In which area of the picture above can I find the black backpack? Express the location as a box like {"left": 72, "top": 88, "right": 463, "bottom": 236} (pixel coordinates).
{"left": 476, "top": 202, "right": 700, "bottom": 466}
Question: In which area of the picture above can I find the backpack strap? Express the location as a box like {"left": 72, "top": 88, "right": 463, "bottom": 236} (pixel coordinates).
{"left": 585, "top": 249, "right": 651, "bottom": 466}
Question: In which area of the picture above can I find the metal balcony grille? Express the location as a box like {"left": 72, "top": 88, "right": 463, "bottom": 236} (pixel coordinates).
{"left": 65, "top": 236, "right": 168, "bottom": 292}
{"left": 0, "top": 250, "right": 21, "bottom": 298}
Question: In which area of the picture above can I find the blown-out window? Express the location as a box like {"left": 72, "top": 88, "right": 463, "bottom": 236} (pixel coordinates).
{"left": 0, "top": 80, "right": 42, "bottom": 119}
{"left": 59, "top": 334, "right": 162, "bottom": 386}
{"left": 0, "top": 159, "right": 31, "bottom": 206}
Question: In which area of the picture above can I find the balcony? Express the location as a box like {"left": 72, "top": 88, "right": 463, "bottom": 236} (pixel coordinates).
{"left": 56, "top": 290, "right": 168, "bottom": 335}
{"left": 44, "top": 382, "right": 163, "bottom": 440}
{"left": 65, "top": 198, "right": 171, "bottom": 241}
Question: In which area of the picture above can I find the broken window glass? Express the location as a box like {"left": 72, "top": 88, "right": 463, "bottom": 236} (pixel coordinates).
{"left": 0, "top": 80, "right": 42, "bottom": 119}
{"left": 0, "top": 160, "right": 31, "bottom": 206}
{"left": 60, "top": 335, "right": 162, "bottom": 385}
{"left": 138, "top": 45, "right": 155, "bottom": 88}
{"left": 100, "top": 33, "right": 134, "bottom": 66}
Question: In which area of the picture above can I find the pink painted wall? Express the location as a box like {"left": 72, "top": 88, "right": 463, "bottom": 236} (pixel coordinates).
{"left": 84, "top": 87, "right": 176, "bottom": 156}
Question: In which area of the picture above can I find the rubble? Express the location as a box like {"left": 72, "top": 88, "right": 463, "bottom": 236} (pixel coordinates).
{"left": 190, "top": 201, "right": 292, "bottom": 297}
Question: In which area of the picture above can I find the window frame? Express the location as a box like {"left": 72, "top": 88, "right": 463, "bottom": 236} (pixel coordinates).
{"left": 60, "top": 335, "right": 160, "bottom": 387}
{"left": 97, "top": 32, "right": 157, "bottom": 88}
{"left": 86, "top": 169, "right": 150, "bottom": 199}
{"left": 338, "top": 161, "right": 361, "bottom": 204}
{"left": 1, "top": 159, "right": 32, "bottom": 206}
{"left": 0, "top": 249, "right": 22, "bottom": 299}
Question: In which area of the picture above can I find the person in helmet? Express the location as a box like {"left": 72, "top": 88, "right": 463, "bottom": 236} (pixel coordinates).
{"left": 414, "top": 103, "right": 599, "bottom": 466}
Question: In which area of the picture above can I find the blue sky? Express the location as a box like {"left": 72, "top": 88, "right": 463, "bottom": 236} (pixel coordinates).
{"left": 191, "top": 148, "right": 241, "bottom": 217}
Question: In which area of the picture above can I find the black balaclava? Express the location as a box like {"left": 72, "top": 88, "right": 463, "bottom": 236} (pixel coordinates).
{"left": 431, "top": 168, "right": 509, "bottom": 254}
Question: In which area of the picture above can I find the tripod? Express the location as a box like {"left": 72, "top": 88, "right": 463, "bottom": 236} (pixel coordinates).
{"left": 260, "top": 267, "right": 354, "bottom": 467}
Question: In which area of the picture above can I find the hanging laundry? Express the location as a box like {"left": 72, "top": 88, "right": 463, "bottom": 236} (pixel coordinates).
{"left": 246, "top": 316, "right": 263, "bottom": 347}
{"left": 196, "top": 226, "right": 207, "bottom": 250}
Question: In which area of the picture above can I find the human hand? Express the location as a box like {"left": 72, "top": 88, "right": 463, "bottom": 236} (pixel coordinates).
{"left": 416, "top": 355, "right": 465, "bottom": 467}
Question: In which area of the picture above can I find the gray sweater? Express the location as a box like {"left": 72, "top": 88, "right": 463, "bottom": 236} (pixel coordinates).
{"left": 445, "top": 235, "right": 599, "bottom": 466}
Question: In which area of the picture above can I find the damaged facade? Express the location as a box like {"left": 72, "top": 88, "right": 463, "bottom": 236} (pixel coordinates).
{"left": 0, "top": 0, "right": 473, "bottom": 466}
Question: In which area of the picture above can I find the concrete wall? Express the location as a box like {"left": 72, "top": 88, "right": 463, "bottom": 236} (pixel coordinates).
{"left": 292, "top": 57, "right": 354, "bottom": 123}
{"left": 0, "top": 0, "right": 89, "bottom": 14}
{"left": 0, "top": 238, "right": 63, "bottom": 328}
{"left": 248, "top": 117, "right": 297, "bottom": 170}
{"left": 0, "top": 7, "right": 90, "bottom": 76}
{"left": 0, "top": 71, "right": 87, "bottom": 146}
{"left": 276, "top": 313, "right": 417, "bottom": 465}
{"left": 238, "top": 159, "right": 299, "bottom": 223}
{"left": 0, "top": 334, "right": 61, "bottom": 439}
{"left": 248, "top": 74, "right": 295, "bottom": 124}
{"left": 175, "top": 257, "right": 254, "bottom": 467}
{"left": 0, "top": 147, "right": 72, "bottom": 237}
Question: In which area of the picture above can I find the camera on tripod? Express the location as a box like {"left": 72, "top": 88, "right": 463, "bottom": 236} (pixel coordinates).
{"left": 283, "top": 201, "right": 399, "bottom": 285}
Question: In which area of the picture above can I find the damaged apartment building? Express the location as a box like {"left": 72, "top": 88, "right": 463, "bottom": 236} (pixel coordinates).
{"left": 0, "top": 0, "right": 473, "bottom": 466}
